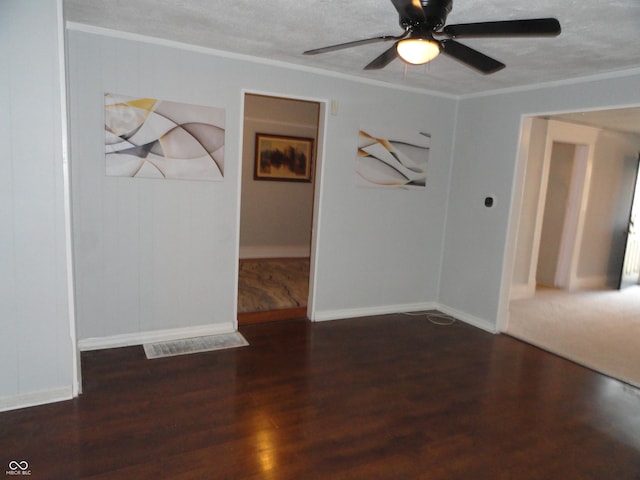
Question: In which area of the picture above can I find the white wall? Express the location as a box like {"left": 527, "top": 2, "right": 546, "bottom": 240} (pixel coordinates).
{"left": 579, "top": 130, "right": 640, "bottom": 284}
{"left": 67, "top": 26, "right": 457, "bottom": 342}
{"left": 441, "top": 70, "right": 640, "bottom": 331}
{"left": 0, "top": 0, "right": 75, "bottom": 410}
{"left": 511, "top": 117, "right": 547, "bottom": 291}
{"left": 240, "top": 95, "right": 318, "bottom": 258}
{"left": 536, "top": 142, "right": 575, "bottom": 287}
{"left": 511, "top": 120, "right": 640, "bottom": 297}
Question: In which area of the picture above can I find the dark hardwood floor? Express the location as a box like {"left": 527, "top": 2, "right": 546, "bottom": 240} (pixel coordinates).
{"left": 2, "top": 314, "right": 640, "bottom": 479}
{"left": 238, "top": 307, "right": 307, "bottom": 325}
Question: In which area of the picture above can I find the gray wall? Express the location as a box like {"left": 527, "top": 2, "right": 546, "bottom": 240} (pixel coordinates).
{"left": 441, "top": 71, "right": 640, "bottom": 329}
{"left": 0, "top": 0, "right": 74, "bottom": 409}
{"left": 5, "top": 5, "right": 640, "bottom": 411}
{"left": 240, "top": 95, "right": 317, "bottom": 257}
{"left": 67, "top": 27, "right": 457, "bottom": 341}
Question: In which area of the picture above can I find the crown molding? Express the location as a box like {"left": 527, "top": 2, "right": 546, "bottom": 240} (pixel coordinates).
{"left": 65, "top": 22, "right": 458, "bottom": 100}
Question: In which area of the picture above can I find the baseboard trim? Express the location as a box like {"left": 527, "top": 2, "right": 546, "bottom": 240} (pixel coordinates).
{"left": 0, "top": 386, "right": 74, "bottom": 413}
{"left": 572, "top": 275, "right": 608, "bottom": 290}
{"left": 509, "top": 283, "right": 535, "bottom": 300}
{"left": 78, "top": 323, "right": 236, "bottom": 351}
{"left": 239, "top": 245, "right": 310, "bottom": 259}
{"left": 311, "top": 302, "right": 437, "bottom": 322}
{"left": 312, "top": 302, "right": 497, "bottom": 333}
{"left": 435, "top": 304, "right": 498, "bottom": 334}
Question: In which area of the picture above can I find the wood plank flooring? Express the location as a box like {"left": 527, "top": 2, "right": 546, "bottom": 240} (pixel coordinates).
{"left": 238, "top": 306, "right": 307, "bottom": 325}
{"left": 2, "top": 314, "right": 640, "bottom": 479}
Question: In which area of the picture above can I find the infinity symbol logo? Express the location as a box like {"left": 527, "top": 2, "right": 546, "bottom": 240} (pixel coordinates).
{"left": 8, "top": 461, "right": 29, "bottom": 471}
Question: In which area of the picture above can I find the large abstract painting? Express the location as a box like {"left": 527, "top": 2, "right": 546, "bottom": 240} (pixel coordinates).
{"left": 105, "top": 93, "right": 225, "bottom": 181}
{"left": 356, "top": 129, "right": 430, "bottom": 188}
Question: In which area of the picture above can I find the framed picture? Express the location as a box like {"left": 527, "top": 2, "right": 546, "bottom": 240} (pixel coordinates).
{"left": 254, "top": 133, "right": 314, "bottom": 182}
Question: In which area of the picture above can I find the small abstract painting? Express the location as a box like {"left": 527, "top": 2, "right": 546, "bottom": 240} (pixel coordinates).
{"left": 104, "top": 93, "right": 225, "bottom": 181}
{"left": 356, "top": 129, "right": 430, "bottom": 188}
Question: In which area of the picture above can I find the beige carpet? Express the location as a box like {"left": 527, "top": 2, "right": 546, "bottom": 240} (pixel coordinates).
{"left": 238, "top": 258, "right": 309, "bottom": 313}
{"left": 507, "top": 286, "right": 640, "bottom": 388}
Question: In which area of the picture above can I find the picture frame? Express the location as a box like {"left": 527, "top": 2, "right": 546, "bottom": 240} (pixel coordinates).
{"left": 254, "top": 133, "right": 314, "bottom": 182}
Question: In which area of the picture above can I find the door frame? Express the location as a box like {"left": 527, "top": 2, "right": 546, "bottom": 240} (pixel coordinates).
{"left": 497, "top": 116, "right": 598, "bottom": 331}
{"left": 235, "top": 89, "right": 328, "bottom": 325}
{"left": 553, "top": 143, "right": 592, "bottom": 289}
{"left": 522, "top": 120, "right": 598, "bottom": 295}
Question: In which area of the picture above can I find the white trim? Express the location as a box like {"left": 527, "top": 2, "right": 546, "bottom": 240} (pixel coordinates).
{"left": 57, "top": 0, "right": 80, "bottom": 398}
{"left": 65, "top": 22, "right": 640, "bottom": 101}
{"left": 460, "top": 67, "right": 640, "bottom": 100}
{"left": 435, "top": 304, "right": 498, "bottom": 334}
{"left": 239, "top": 245, "right": 310, "bottom": 259}
{"left": 311, "top": 301, "right": 497, "bottom": 334}
{"left": 311, "top": 302, "right": 438, "bottom": 322}
{"left": 65, "top": 22, "right": 457, "bottom": 100}
{"left": 499, "top": 118, "right": 600, "bottom": 333}
{"left": 244, "top": 114, "right": 318, "bottom": 129}
{"left": 237, "top": 89, "right": 327, "bottom": 328}
{"left": 555, "top": 144, "right": 592, "bottom": 289}
{"left": 232, "top": 91, "right": 247, "bottom": 331}
{"left": 509, "top": 283, "right": 535, "bottom": 301}
{"left": 497, "top": 117, "right": 534, "bottom": 331}
{"left": 527, "top": 120, "right": 553, "bottom": 290}
{"left": 540, "top": 121, "right": 598, "bottom": 291}
{"left": 573, "top": 275, "right": 608, "bottom": 290}
{"left": 78, "top": 323, "right": 236, "bottom": 351}
{"left": 0, "top": 387, "right": 73, "bottom": 413}
{"left": 307, "top": 100, "right": 328, "bottom": 322}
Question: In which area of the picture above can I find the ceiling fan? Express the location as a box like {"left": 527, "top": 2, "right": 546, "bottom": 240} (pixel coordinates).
{"left": 303, "top": 0, "right": 561, "bottom": 74}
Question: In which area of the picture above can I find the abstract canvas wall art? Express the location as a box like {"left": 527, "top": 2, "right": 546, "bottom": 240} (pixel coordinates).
{"left": 105, "top": 93, "right": 225, "bottom": 181}
{"left": 356, "top": 129, "right": 430, "bottom": 188}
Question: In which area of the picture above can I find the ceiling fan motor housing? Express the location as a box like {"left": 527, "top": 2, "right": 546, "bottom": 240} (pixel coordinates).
{"left": 306, "top": 0, "right": 559, "bottom": 74}
{"left": 418, "top": 0, "right": 453, "bottom": 29}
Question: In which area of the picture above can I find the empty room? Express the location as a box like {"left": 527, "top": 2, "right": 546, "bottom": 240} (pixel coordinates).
{"left": 2, "top": 0, "right": 640, "bottom": 478}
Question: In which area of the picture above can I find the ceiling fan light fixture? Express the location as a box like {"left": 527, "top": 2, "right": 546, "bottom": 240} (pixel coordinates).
{"left": 396, "top": 37, "right": 441, "bottom": 65}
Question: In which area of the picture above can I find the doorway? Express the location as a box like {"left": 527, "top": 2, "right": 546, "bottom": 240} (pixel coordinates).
{"left": 501, "top": 110, "right": 640, "bottom": 386}
{"left": 237, "top": 93, "right": 321, "bottom": 324}
{"left": 536, "top": 141, "right": 595, "bottom": 290}
{"left": 618, "top": 154, "right": 640, "bottom": 289}
{"left": 536, "top": 142, "right": 577, "bottom": 288}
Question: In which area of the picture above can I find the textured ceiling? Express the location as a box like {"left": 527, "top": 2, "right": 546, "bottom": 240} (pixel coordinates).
{"left": 64, "top": 0, "right": 640, "bottom": 97}
{"left": 64, "top": 0, "right": 640, "bottom": 135}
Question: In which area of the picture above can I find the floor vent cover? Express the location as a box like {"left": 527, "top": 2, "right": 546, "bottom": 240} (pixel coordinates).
{"left": 143, "top": 333, "right": 249, "bottom": 359}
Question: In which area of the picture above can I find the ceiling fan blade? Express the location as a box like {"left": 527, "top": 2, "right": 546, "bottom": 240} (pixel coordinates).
{"left": 304, "top": 33, "right": 406, "bottom": 55}
{"left": 390, "top": 0, "right": 426, "bottom": 26}
{"left": 443, "top": 18, "right": 561, "bottom": 38}
{"left": 364, "top": 44, "right": 399, "bottom": 70}
{"left": 440, "top": 39, "right": 505, "bottom": 74}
